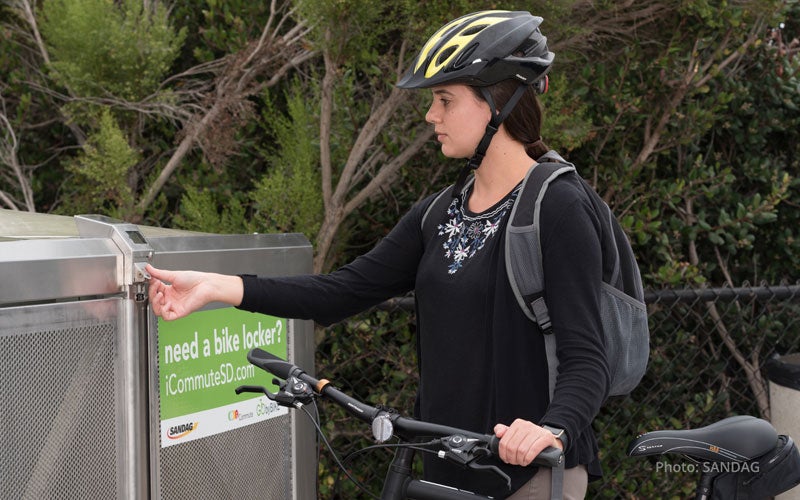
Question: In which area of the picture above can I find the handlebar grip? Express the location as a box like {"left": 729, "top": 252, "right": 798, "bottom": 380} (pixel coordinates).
{"left": 533, "top": 446, "right": 564, "bottom": 468}
{"left": 489, "top": 434, "right": 500, "bottom": 454}
{"left": 247, "top": 348, "right": 295, "bottom": 380}
{"left": 488, "top": 435, "right": 564, "bottom": 468}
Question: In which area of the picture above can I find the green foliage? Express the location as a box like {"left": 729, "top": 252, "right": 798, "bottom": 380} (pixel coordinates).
{"left": 56, "top": 108, "right": 137, "bottom": 216}
{"left": 637, "top": 152, "right": 792, "bottom": 285}
{"left": 296, "top": 0, "right": 401, "bottom": 69}
{"left": 188, "top": 0, "right": 278, "bottom": 62}
{"left": 540, "top": 73, "right": 593, "bottom": 153}
{"left": 39, "top": 0, "right": 185, "bottom": 101}
{"left": 172, "top": 186, "right": 251, "bottom": 234}
{"left": 567, "top": 0, "right": 800, "bottom": 289}
{"left": 248, "top": 80, "right": 323, "bottom": 240}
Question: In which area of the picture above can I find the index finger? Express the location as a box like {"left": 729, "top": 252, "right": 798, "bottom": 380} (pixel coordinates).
{"left": 146, "top": 264, "right": 176, "bottom": 284}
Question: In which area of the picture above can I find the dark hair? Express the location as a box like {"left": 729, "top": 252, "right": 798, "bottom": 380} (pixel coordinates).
{"left": 471, "top": 80, "right": 550, "bottom": 160}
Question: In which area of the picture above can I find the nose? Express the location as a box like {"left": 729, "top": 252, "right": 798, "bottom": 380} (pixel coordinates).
{"left": 425, "top": 102, "right": 440, "bottom": 125}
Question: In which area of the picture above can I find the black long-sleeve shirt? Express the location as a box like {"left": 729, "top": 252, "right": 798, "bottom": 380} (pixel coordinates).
{"left": 238, "top": 173, "right": 609, "bottom": 497}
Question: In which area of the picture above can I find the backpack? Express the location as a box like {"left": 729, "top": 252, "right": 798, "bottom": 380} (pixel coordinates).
{"left": 421, "top": 151, "right": 649, "bottom": 398}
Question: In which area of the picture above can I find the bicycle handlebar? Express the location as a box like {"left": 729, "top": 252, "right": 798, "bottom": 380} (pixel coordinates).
{"left": 246, "top": 348, "right": 563, "bottom": 469}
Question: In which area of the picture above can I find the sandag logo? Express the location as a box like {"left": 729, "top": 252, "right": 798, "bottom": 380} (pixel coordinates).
{"left": 167, "top": 422, "right": 198, "bottom": 440}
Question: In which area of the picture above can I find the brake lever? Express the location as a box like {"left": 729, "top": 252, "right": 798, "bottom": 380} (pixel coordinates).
{"left": 467, "top": 462, "right": 511, "bottom": 491}
{"left": 235, "top": 375, "right": 315, "bottom": 408}
{"left": 438, "top": 435, "right": 512, "bottom": 491}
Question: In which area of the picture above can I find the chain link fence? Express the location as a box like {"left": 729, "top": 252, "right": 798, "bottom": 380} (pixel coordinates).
{"left": 313, "top": 284, "right": 800, "bottom": 498}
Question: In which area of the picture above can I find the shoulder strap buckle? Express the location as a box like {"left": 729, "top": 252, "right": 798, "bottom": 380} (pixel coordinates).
{"left": 529, "top": 296, "right": 553, "bottom": 334}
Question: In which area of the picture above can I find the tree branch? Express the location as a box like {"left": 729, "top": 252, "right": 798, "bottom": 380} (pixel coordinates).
{"left": 631, "top": 15, "right": 769, "bottom": 173}
{"left": 135, "top": 5, "right": 315, "bottom": 216}
{"left": 0, "top": 91, "right": 35, "bottom": 211}
{"left": 0, "top": 190, "right": 20, "bottom": 210}
{"left": 319, "top": 44, "right": 336, "bottom": 212}
{"left": 685, "top": 195, "right": 770, "bottom": 419}
{"left": 344, "top": 127, "right": 432, "bottom": 214}
{"left": 332, "top": 86, "right": 406, "bottom": 207}
{"left": 10, "top": 0, "right": 86, "bottom": 145}
{"left": 13, "top": 0, "right": 51, "bottom": 66}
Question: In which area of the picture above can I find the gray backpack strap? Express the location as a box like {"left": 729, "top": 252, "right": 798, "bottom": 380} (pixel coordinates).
{"left": 543, "top": 334, "right": 559, "bottom": 401}
{"left": 550, "top": 462, "right": 564, "bottom": 500}
{"left": 507, "top": 156, "right": 571, "bottom": 499}
{"left": 505, "top": 157, "right": 576, "bottom": 400}
{"left": 420, "top": 186, "right": 453, "bottom": 231}
{"left": 420, "top": 177, "right": 475, "bottom": 233}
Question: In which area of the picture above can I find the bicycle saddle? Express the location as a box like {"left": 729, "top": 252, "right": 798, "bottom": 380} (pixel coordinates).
{"left": 628, "top": 415, "right": 778, "bottom": 463}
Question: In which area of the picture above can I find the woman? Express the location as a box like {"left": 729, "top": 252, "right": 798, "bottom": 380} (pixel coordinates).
{"left": 149, "top": 10, "right": 608, "bottom": 499}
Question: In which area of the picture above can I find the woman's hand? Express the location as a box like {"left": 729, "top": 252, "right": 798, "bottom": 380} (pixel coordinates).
{"left": 146, "top": 264, "right": 243, "bottom": 321}
{"left": 494, "top": 419, "right": 563, "bottom": 466}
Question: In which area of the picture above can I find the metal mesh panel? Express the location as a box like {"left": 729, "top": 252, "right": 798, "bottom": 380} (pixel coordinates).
{"left": 156, "top": 417, "right": 293, "bottom": 499}
{"left": 0, "top": 306, "right": 118, "bottom": 500}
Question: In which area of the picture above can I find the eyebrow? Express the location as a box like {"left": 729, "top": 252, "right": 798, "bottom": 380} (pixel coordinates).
{"left": 433, "top": 89, "right": 455, "bottom": 99}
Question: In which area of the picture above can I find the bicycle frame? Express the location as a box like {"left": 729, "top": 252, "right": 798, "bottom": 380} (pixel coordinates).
{"left": 381, "top": 446, "right": 494, "bottom": 500}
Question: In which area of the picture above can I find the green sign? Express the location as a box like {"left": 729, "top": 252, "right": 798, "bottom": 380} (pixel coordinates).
{"left": 157, "top": 308, "right": 288, "bottom": 446}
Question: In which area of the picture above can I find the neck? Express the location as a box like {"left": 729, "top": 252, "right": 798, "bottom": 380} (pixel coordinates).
{"left": 467, "top": 133, "right": 534, "bottom": 212}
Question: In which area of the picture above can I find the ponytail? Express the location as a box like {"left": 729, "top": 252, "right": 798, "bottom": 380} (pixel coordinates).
{"left": 526, "top": 138, "right": 550, "bottom": 159}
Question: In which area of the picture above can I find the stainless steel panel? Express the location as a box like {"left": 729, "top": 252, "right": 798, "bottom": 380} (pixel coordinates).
{"left": 0, "top": 208, "right": 204, "bottom": 241}
{"left": 149, "top": 233, "right": 312, "bottom": 278}
{"left": 119, "top": 297, "right": 151, "bottom": 499}
{"left": 75, "top": 215, "right": 155, "bottom": 287}
{"left": 0, "top": 238, "right": 121, "bottom": 305}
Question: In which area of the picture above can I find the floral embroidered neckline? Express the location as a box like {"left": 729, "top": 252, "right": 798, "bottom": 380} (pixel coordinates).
{"left": 437, "top": 185, "right": 521, "bottom": 274}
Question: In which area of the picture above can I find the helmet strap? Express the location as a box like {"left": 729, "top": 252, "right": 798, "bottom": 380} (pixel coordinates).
{"left": 453, "top": 83, "right": 529, "bottom": 202}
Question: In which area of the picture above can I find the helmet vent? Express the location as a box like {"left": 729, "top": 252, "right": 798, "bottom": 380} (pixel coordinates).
{"left": 462, "top": 24, "right": 488, "bottom": 36}
{"left": 436, "top": 46, "right": 457, "bottom": 65}
{"left": 515, "top": 34, "right": 545, "bottom": 57}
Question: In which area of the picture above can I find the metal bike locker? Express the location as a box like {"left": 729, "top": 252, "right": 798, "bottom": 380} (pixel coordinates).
{"left": 0, "top": 211, "right": 316, "bottom": 499}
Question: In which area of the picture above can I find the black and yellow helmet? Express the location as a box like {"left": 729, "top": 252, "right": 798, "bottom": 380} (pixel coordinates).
{"left": 396, "top": 10, "right": 554, "bottom": 90}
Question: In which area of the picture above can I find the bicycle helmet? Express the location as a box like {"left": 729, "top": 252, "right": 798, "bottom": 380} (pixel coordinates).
{"left": 396, "top": 10, "right": 554, "bottom": 91}
{"left": 397, "top": 10, "right": 555, "bottom": 198}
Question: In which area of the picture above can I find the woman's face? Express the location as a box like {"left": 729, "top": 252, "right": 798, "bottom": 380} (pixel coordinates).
{"left": 425, "top": 84, "right": 491, "bottom": 159}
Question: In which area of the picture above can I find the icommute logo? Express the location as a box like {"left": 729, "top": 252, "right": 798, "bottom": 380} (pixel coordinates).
{"left": 167, "top": 422, "right": 198, "bottom": 440}
{"left": 228, "top": 409, "right": 240, "bottom": 421}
